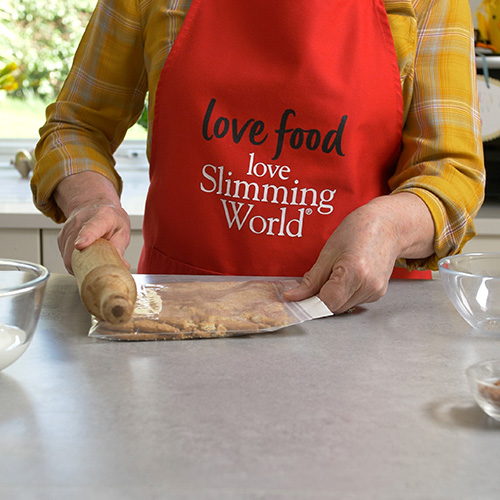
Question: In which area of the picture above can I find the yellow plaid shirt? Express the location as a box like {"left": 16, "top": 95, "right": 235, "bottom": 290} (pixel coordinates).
{"left": 32, "top": 0, "right": 485, "bottom": 271}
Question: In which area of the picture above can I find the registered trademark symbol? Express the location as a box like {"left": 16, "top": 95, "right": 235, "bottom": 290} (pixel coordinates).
{"left": 305, "top": 208, "right": 313, "bottom": 215}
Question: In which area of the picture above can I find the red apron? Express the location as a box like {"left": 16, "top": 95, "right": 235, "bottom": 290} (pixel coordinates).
{"left": 139, "top": 0, "right": 431, "bottom": 279}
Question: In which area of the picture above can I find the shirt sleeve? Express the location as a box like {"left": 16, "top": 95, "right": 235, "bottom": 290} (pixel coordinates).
{"left": 388, "top": 0, "right": 486, "bottom": 271}
{"left": 31, "top": 0, "right": 148, "bottom": 223}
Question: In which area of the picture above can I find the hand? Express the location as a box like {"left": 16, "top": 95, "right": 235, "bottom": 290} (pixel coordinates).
{"left": 58, "top": 202, "right": 131, "bottom": 274}
{"left": 53, "top": 171, "right": 131, "bottom": 273}
{"left": 284, "top": 193, "right": 435, "bottom": 313}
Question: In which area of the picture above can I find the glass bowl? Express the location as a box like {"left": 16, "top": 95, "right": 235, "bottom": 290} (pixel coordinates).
{"left": 0, "top": 259, "right": 49, "bottom": 371}
{"left": 438, "top": 253, "right": 500, "bottom": 333}
{"left": 466, "top": 360, "right": 500, "bottom": 421}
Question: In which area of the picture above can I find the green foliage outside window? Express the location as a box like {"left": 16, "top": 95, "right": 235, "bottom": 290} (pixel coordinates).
{"left": 1, "top": 0, "right": 96, "bottom": 101}
{"left": 0, "top": 0, "right": 147, "bottom": 138}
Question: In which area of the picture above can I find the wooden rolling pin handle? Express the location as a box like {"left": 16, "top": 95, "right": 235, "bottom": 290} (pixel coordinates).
{"left": 72, "top": 239, "right": 137, "bottom": 324}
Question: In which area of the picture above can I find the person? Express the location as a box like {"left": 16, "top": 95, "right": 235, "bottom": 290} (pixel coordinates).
{"left": 31, "top": 0, "right": 485, "bottom": 314}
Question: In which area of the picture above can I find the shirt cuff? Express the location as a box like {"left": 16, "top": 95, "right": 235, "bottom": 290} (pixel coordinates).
{"left": 31, "top": 146, "right": 123, "bottom": 224}
{"left": 390, "top": 186, "right": 478, "bottom": 271}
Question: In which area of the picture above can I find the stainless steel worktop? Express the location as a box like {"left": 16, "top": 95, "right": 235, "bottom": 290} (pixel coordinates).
{"left": 1, "top": 275, "right": 500, "bottom": 499}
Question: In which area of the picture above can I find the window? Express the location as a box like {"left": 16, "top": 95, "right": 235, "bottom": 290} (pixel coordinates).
{"left": 0, "top": 0, "right": 146, "bottom": 164}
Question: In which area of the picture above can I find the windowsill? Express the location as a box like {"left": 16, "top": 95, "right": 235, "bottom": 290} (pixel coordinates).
{"left": 0, "top": 138, "right": 148, "bottom": 171}
{"left": 0, "top": 138, "right": 148, "bottom": 230}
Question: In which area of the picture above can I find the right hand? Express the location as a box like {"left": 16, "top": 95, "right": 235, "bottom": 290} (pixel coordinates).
{"left": 53, "top": 171, "right": 131, "bottom": 274}
{"left": 284, "top": 193, "right": 435, "bottom": 313}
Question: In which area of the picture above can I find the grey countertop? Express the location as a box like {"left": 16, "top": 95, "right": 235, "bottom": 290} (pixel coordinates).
{"left": 2, "top": 275, "right": 500, "bottom": 500}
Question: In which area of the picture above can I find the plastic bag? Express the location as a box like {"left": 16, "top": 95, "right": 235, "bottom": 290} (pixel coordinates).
{"left": 88, "top": 276, "right": 332, "bottom": 341}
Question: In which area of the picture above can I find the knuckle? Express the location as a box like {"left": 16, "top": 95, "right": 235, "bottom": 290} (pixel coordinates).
{"left": 300, "top": 271, "right": 317, "bottom": 289}
{"left": 318, "top": 281, "right": 344, "bottom": 311}
{"left": 354, "top": 273, "right": 388, "bottom": 304}
{"left": 366, "top": 278, "right": 388, "bottom": 302}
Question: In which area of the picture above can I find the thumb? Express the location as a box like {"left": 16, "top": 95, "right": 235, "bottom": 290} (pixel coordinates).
{"left": 283, "top": 264, "right": 331, "bottom": 302}
{"left": 74, "top": 231, "right": 99, "bottom": 250}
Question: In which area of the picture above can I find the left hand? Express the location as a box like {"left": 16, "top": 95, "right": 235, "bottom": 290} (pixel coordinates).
{"left": 283, "top": 193, "right": 435, "bottom": 313}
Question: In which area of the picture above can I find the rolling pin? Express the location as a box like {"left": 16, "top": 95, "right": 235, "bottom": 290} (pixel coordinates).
{"left": 72, "top": 238, "right": 137, "bottom": 324}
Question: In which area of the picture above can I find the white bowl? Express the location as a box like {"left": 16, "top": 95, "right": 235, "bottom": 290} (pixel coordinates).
{"left": 0, "top": 259, "right": 49, "bottom": 371}
{"left": 438, "top": 253, "right": 500, "bottom": 333}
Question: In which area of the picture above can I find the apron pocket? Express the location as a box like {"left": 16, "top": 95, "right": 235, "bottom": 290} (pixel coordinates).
{"left": 148, "top": 245, "right": 223, "bottom": 275}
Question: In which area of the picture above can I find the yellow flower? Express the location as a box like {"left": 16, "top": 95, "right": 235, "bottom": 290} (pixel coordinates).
{"left": 0, "top": 73, "right": 18, "bottom": 92}
{"left": 0, "top": 62, "right": 18, "bottom": 77}
{"left": 2, "top": 81, "right": 18, "bottom": 92}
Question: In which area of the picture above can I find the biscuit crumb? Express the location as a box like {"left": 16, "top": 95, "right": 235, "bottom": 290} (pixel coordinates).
{"left": 95, "top": 280, "right": 293, "bottom": 340}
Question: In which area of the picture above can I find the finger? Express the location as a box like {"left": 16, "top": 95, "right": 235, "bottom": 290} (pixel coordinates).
{"left": 283, "top": 261, "right": 333, "bottom": 302}
{"left": 73, "top": 230, "right": 100, "bottom": 250}
{"left": 315, "top": 264, "right": 359, "bottom": 312}
{"left": 59, "top": 237, "right": 76, "bottom": 274}
{"left": 284, "top": 243, "right": 341, "bottom": 302}
{"left": 61, "top": 224, "right": 102, "bottom": 275}
{"left": 58, "top": 219, "right": 111, "bottom": 274}
{"left": 318, "top": 278, "right": 357, "bottom": 313}
{"left": 107, "top": 226, "right": 131, "bottom": 257}
{"left": 318, "top": 266, "right": 389, "bottom": 313}
{"left": 56, "top": 224, "right": 78, "bottom": 274}
{"left": 107, "top": 233, "right": 131, "bottom": 269}
{"left": 74, "top": 211, "right": 121, "bottom": 250}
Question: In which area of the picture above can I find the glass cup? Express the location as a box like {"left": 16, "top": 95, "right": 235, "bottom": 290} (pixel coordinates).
{"left": 0, "top": 259, "right": 49, "bottom": 371}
